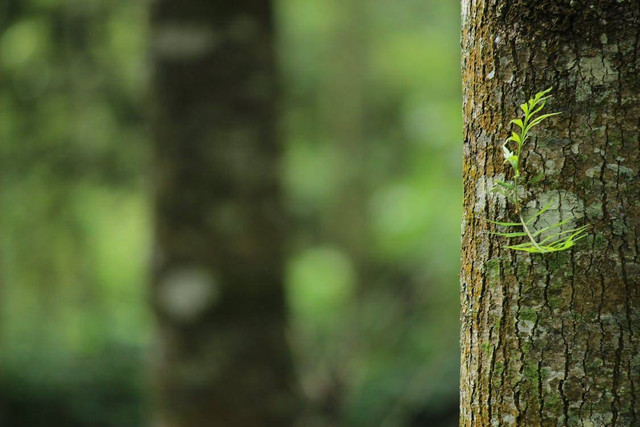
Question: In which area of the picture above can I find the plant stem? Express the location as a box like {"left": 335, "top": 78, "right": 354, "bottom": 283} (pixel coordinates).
{"left": 513, "top": 174, "right": 545, "bottom": 252}
{"left": 519, "top": 212, "right": 545, "bottom": 252}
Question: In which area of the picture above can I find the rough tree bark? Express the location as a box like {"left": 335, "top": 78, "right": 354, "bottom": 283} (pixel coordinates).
{"left": 461, "top": 1, "right": 640, "bottom": 425}
{"left": 149, "top": 1, "right": 298, "bottom": 425}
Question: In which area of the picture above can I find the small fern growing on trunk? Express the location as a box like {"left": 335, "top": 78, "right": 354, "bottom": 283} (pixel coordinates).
{"left": 490, "top": 88, "right": 588, "bottom": 253}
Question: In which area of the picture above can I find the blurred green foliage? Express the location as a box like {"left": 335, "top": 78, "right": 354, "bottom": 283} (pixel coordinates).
{"left": 281, "top": 1, "right": 461, "bottom": 425}
{"left": 0, "top": 0, "right": 149, "bottom": 424}
{"left": 0, "top": 0, "right": 461, "bottom": 425}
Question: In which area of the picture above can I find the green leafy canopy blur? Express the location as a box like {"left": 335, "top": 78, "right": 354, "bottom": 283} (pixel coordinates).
{"left": 0, "top": 0, "right": 461, "bottom": 425}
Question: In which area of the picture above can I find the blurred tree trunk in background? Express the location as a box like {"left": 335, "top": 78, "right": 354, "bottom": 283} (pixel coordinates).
{"left": 461, "top": 1, "right": 640, "bottom": 425}
{"left": 149, "top": 1, "right": 298, "bottom": 425}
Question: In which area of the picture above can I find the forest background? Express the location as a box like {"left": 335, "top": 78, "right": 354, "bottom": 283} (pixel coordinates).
{"left": 0, "top": 0, "right": 461, "bottom": 425}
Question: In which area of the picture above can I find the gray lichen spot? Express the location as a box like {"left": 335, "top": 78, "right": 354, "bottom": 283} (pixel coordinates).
{"left": 475, "top": 175, "right": 508, "bottom": 214}
{"left": 575, "top": 56, "right": 616, "bottom": 102}
{"left": 501, "top": 414, "right": 516, "bottom": 426}
{"left": 612, "top": 219, "right": 627, "bottom": 235}
{"left": 541, "top": 366, "right": 565, "bottom": 393}
{"left": 153, "top": 24, "right": 220, "bottom": 61}
{"left": 526, "top": 190, "right": 584, "bottom": 224}
{"left": 590, "top": 413, "right": 614, "bottom": 425}
{"left": 575, "top": 84, "right": 591, "bottom": 102}
{"left": 474, "top": 176, "right": 488, "bottom": 214}
{"left": 606, "top": 163, "right": 635, "bottom": 177}
{"left": 580, "top": 56, "right": 615, "bottom": 81}
{"left": 517, "top": 319, "right": 535, "bottom": 336}
{"left": 461, "top": 0, "right": 470, "bottom": 22}
{"left": 460, "top": 214, "right": 467, "bottom": 239}
{"left": 158, "top": 267, "right": 220, "bottom": 323}
{"left": 585, "top": 165, "right": 601, "bottom": 178}
{"left": 586, "top": 202, "right": 604, "bottom": 220}
{"left": 571, "top": 143, "right": 580, "bottom": 154}
{"left": 544, "top": 158, "right": 558, "bottom": 175}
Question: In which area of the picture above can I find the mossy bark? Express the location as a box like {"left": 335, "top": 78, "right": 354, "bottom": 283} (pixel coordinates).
{"left": 149, "top": 1, "right": 298, "bottom": 425}
{"left": 461, "top": 1, "right": 640, "bottom": 425}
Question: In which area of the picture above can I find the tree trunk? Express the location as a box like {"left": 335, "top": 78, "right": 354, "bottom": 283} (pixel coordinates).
{"left": 460, "top": 1, "right": 640, "bottom": 425}
{"left": 149, "top": 1, "right": 298, "bottom": 425}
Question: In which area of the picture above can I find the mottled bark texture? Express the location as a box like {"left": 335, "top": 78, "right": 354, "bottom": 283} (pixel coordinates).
{"left": 461, "top": 1, "right": 640, "bottom": 426}
{"left": 149, "top": 1, "right": 298, "bottom": 425}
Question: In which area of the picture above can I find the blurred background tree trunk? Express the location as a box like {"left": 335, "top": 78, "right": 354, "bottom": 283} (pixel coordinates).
{"left": 149, "top": 1, "right": 299, "bottom": 425}
{"left": 461, "top": 1, "right": 640, "bottom": 425}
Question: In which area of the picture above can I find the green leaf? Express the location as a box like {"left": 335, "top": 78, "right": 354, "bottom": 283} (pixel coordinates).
{"left": 489, "top": 186, "right": 507, "bottom": 195}
{"left": 509, "top": 131, "right": 522, "bottom": 144}
{"left": 535, "top": 87, "right": 553, "bottom": 99}
{"left": 506, "top": 243, "right": 540, "bottom": 253}
{"left": 496, "top": 180, "right": 514, "bottom": 190}
{"left": 510, "top": 118, "right": 524, "bottom": 130}
{"left": 492, "top": 231, "right": 528, "bottom": 238}
{"left": 532, "top": 219, "right": 572, "bottom": 237}
{"left": 487, "top": 219, "right": 521, "bottom": 226}
{"left": 524, "top": 112, "right": 561, "bottom": 133}
{"left": 536, "top": 225, "right": 589, "bottom": 248}
{"left": 527, "top": 99, "right": 536, "bottom": 110}
{"left": 502, "top": 143, "right": 513, "bottom": 160}
{"left": 528, "top": 101, "right": 546, "bottom": 117}
{"left": 525, "top": 202, "right": 553, "bottom": 224}
{"left": 492, "top": 87, "right": 589, "bottom": 254}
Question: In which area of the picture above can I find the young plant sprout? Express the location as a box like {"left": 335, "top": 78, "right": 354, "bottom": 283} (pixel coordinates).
{"left": 490, "top": 88, "right": 589, "bottom": 253}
